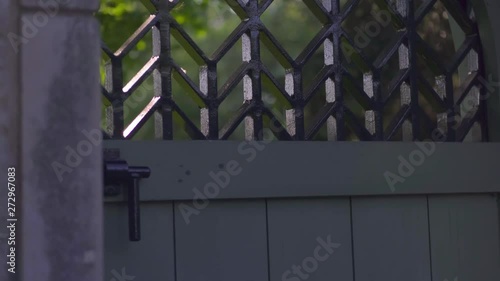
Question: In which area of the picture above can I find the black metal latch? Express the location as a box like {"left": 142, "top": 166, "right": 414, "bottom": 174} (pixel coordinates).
{"left": 104, "top": 149, "right": 150, "bottom": 241}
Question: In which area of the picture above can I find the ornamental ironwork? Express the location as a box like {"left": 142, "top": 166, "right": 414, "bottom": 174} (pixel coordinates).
{"left": 100, "top": 0, "right": 487, "bottom": 141}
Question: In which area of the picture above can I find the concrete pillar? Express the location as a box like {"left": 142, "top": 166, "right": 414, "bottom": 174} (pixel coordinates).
{"left": 0, "top": 1, "right": 102, "bottom": 281}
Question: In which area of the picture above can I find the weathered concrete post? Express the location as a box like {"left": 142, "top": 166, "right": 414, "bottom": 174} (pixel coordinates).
{"left": 0, "top": 1, "right": 102, "bottom": 281}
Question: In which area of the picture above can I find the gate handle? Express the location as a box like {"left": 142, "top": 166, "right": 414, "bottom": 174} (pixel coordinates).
{"left": 104, "top": 160, "right": 151, "bottom": 241}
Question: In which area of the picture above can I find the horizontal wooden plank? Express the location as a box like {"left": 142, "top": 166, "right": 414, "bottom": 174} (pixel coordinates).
{"left": 103, "top": 141, "right": 500, "bottom": 201}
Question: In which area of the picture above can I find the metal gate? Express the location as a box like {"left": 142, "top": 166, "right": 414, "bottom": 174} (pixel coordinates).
{"left": 101, "top": 1, "right": 500, "bottom": 281}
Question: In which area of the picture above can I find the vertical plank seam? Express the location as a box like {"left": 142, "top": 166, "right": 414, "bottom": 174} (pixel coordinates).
{"left": 349, "top": 197, "right": 356, "bottom": 281}
{"left": 172, "top": 203, "right": 178, "bottom": 281}
{"left": 426, "top": 195, "right": 434, "bottom": 281}
{"left": 265, "top": 199, "right": 271, "bottom": 281}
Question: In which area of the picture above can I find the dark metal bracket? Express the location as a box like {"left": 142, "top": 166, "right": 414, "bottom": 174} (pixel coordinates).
{"left": 104, "top": 149, "right": 151, "bottom": 241}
